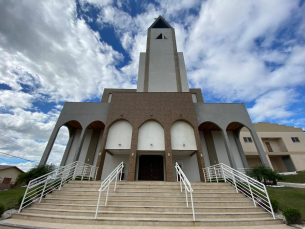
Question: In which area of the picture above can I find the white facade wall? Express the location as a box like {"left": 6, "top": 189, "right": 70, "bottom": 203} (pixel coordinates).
{"left": 78, "top": 129, "right": 93, "bottom": 163}
{"left": 148, "top": 29, "right": 177, "bottom": 92}
{"left": 65, "top": 129, "right": 81, "bottom": 165}
{"left": 105, "top": 121, "right": 132, "bottom": 150}
{"left": 172, "top": 155, "right": 200, "bottom": 182}
{"left": 101, "top": 153, "right": 129, "bottom": 180}
{"left": 178, "top": 52, "right": 189, "bottom": 92}
{"left": 138, "top": 121, "right": 165, "bottom": 151}
{"left": 171, "top": 121, "right": 197, "bottom": 150}
{"left": 137, "top": 53, "right": 146, "bottom": 92}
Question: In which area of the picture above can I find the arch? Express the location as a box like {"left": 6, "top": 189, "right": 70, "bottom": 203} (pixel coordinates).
{"left": 171, "top": 119, "right": 195, "bottom": 129}
{"left": 63, "top": 120, "right": 82, "bottom": 129}
{"left": 105, "top": 120, "right": 132, "bottom": 150}
{"left": 138, "top": 118, "right": 164, "bottom": 129}
{"left": 171, "top": 121, "right": 197, "bottom": 150}
{"left": 85, "top": 120, "right": 105, "bottom": 130}
{"left": 137, "top": 121, "right": 165, "bottom": 151}
{"left": 198, "top": 121, "right": 222, "bottom": 131}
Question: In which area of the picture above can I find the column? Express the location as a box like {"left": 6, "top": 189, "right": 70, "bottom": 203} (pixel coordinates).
{"left": 39, "top": 125, "right": 60, "bottom": 165}
{"left": 249, "top": 129, "right": 272, "bottom": 168}
{"left": 233, "top": 130, "right": 249, "bottom": 168}
{"left": 95, "top": 129, "right": 109, "bottom": 180}
{"left": 221, "top": 130, "right": 237, "bottom": 169}
{"left": 127, "top": 129, "right": 139, "bottom": 181}
{"left": 193, "top": 129, "right": 206, "bottom": 182}
{"left": 73, "top": 128, "right": 87, "bottom": 162}
{"left": 60, "top": 128, "right": 76, "bottom": 166}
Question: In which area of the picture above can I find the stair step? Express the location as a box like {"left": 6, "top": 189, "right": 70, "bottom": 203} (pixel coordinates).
{"left": 32, "top": 203, "right": 265, "bottom": 213}
{"left": 13, "top": 213, "right": 282, "bottom": 227}
{"left": 23, "top": 208, "right": 271, "bottom": 219}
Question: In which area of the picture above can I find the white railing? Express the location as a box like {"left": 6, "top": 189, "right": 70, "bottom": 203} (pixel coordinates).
{"left": 175, "top": 162, "right": 195, "bottom": 221}
{"left": 203, "top": 163, "right": 275, "bottom": 219}
{"left": 95, "top": 161, "right": 124, "bottom": 219}
{"left": 18, "top": 161, "right": 98, "bottom": 213}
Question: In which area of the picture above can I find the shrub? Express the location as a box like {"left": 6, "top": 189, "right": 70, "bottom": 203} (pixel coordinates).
{"left": 0, "top": 202, "right": 5, "bottom": 217}
{"left": 270, "top": 199, "right": 279, "bottom": 212}
{"left": 16, "top": 164, "right": 55, "bottom": 185}
{"left": 283, "top": 208, "right": 302, "bottom": 225}
{"left": 246, "top": 165, "right": 284, "bottom": 185}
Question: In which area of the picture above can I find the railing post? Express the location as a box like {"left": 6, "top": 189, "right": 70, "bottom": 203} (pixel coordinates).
{"left": 179, "top": 172, "right": 182, "bottom": 192}
{"left": 39, "top": 178, "right": 49, "bottom": 203}
{"left": 207, "top": 168, "right": 211, "bottom": 182}
{"left": 114, "top": 172, "right": 118, "bottom": 192}
{"left": 120, "top": 167, "right": 123, "bottom": 181}
{"left": 94, "top": 167, "right": 98, "bottom": 181}
{"left": 73, "top": 162, "right": 78, "bottom": 180}
{"left": 190, "top": 191, "right": 195, "bottom": 221}
{"left": 203, "top": 169, "right": 206, "bottom": 182}
{"left": 81, "top": 165, "right": 86, "bottom": 181}
{"left": 247, "top": 177, "right": 256, "bottom": 207}
{"left": 264, "top": 184, "right": 275, "bottom": 219}
{"left": 18, "top": 183, "right": 30, "bottom": 213}
{"left": 59, "top": 174, "right": 64, "bottom": 190}
{"left": 221, "top": 164, "right": 226, "bottom": 182}
{"left": 231, "top": 168, "right": 238, "bottom": 193}
{"left": 95, "top": 190, "right": 102, "bottom": 219}
{"left": 89, "top": 166, "right": 93, "bottom": 181}
{"left": 213, "top": 167, "right": 218, "bottom": 183}
{"left": 185, "top": 185, "right": 188, "bottom": 208}
{"left": 105, "top": 183, "right": 110, "bottom": 206}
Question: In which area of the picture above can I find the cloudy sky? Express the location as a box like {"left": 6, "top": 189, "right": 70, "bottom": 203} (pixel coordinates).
{"left": 0, "top": 0, "right": 305, "bottom": 171}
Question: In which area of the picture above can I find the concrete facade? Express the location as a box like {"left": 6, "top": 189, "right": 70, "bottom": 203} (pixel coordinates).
{"left": 39, "top": 16, "right": 305, "bottom": 184}
{"left": 240, "top": 122, "right": 305, "bottom": 172}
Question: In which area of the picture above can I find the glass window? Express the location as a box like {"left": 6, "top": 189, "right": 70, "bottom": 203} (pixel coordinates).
{"left": 291, "top": 137, "right": 300, "bottom": 143}
{"left": 243, "top": 137, "right": 253, "bottom": 143}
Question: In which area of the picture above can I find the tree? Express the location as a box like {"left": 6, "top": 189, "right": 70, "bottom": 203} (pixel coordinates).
{"left": 16, "top": 164, "right": 55, "bottom": 185}
{"left": 246, "top": 164, "right": 283, "bottom": 185}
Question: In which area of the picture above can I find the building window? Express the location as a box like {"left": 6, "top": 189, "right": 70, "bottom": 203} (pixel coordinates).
{"left": 243, "top": 137, "right": 252, "bottom": 143}
{"left": 108, "top": 93, "right": 112, "bottom": 103}
{"left": 291, "top": 137, "right": 300, "bottom": 143}
{"left": 192, "top": 93, "right": 197, "bottom": 103}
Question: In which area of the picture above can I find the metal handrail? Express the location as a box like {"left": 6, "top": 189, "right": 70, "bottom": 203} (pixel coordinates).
{"left": 175, "top": 162, "right": 195, "bottom": 221}
{"left": 203, "top": 163, "right": 275, "bottom": 219}
{"left": 18, "top": 161, "right": 98, "bottom": 213}
{"left": 95, "top": 161, "right": 124, "bottom": 219}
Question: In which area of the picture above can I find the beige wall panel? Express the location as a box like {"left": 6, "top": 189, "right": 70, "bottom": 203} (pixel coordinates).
{"left": 0, "top": 168, "right": 22, "bottom": 183}
{"left": 290, "top": 154, "right": 305, "bottom": 171}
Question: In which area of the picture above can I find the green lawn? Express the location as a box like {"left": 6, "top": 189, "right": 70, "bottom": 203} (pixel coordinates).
{"left": 267, "top": 187, "right": 305, "bottom": 218}
{"left": 0, "top": 188, "right": 26, "bottom": 210}
{"left": 282, "top": 171, "right": 305, "bottom": 184}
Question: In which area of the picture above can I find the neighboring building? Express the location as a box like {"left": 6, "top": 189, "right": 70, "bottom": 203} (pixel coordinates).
{"left": 240, "top": 122, "right": 305, "bottom": 172}
{"left": 39, "top": 16, "right": 303, "bottom": 182}
{"left": 0, "top": 165, "right": 24, "bottom": 189}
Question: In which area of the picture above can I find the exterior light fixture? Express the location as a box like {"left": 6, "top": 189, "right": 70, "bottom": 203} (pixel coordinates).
{"left": 132, "top": 153, "right": 134, "bottom": 156}
{"left": 168, "top": 153, "right": 170, "bottom": 157}
{"left": 119, "top": 144, "right": 121, "bottom": 146}
{"left": 183, "top": 144, "right": 185, "bottom": 146}
{"left": 121, "top": 114, "right": 123, "bottom": 117}
{"left": 150, "top": 144, "right": 153, "bottom": 146}
{"left": 150, "top": 114, "right": 153, "bottom": 116}
{"left": 200, "top": 154, "right": 203, "bottom": 157}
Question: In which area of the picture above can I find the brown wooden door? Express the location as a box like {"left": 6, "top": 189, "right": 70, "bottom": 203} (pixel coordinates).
{"left": 138, "top": 155, "right": 164, "bottom": 181}
{"left": 265, "top": 142, "right": 273, "bottom": 152}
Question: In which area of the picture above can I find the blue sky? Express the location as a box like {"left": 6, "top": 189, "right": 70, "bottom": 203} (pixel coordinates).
{"left": 0, "top": 0, "right": 305, "bottom": 171}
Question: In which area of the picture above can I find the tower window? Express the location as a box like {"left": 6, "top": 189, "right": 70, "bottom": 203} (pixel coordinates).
{"left": 156, "top": 33, "right": 163, "bottom": 39}
{"left": 243, "top": 137, "right": 252, "bottom": 143}
{"left": 291, "top": 137, "right": 300, "bottom": 143}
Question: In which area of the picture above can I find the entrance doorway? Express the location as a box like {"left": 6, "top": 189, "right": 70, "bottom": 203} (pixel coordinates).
{"left": 138, "top": 155, "right": 164, "bottom": 181}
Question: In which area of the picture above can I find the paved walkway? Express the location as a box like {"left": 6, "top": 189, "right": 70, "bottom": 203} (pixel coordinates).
{"left": 278, "top": 182, "right": 305, "bottom": 189}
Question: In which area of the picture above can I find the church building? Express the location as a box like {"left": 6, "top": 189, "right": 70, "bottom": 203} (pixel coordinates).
{"left": 39, "top": 16, "right": 273, "bottom": 182}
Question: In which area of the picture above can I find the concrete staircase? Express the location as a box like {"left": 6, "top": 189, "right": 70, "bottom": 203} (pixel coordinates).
{"left": 11, "top": 181, "right": 283, "bottom": 227}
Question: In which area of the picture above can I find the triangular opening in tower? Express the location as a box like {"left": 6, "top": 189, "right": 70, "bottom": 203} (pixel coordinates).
{"left": 152, "top": 18, "right": 170, "bottom": 28}
{"left": 156, "top": 33, "right": 163, "bottom": 39}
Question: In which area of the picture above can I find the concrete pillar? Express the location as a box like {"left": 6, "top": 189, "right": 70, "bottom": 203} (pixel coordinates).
{"left": 221, "top": 130, "right": 237, "bottom": 169}
{"left": 193, "top": 128, "right": 205, "bottom": 182}
{"left": 39, "top": 125, "right": 60, "bottom": 165}
{"left": 249, "top": 129, "right": 272, "bottom": 168}
{"left": 233, "top": 130, "right": 249, "bottom": 168}
{"left": 95, "top": 128, "right": 108, "bottom": 180}
{"left": 164, "top": 127, "right": 174, "bottom": 182}
{"left": 85, "top": 129, "right": 101, "bottom": 165}
{"left": 73, "top": 128, "right": 87, "bottom": 162}
{"left": 60, "top": 128, "right": 76, "bottom": 166}
{"left": 127, "top": 129, "right": 139, "bottom": 181}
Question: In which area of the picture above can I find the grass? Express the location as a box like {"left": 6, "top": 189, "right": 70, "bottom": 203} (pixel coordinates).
{"left": 282, "top": 171, "right": 305, "bottom": 184}
{"left": 0, "top": 188, "right": 26, "bottom": 210}
{"left": 267, "top": 187, "right": 305, "bottom": 219}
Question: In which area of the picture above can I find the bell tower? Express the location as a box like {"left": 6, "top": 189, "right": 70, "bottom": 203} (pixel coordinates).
{"left": 137, "top": 16, "right": 189, "bottom": 92}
